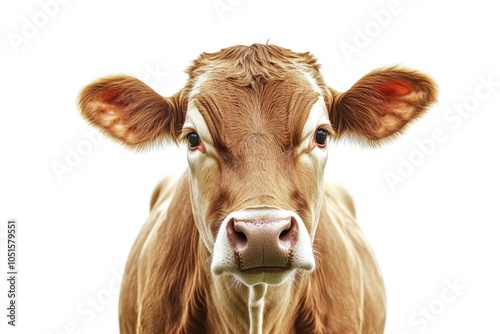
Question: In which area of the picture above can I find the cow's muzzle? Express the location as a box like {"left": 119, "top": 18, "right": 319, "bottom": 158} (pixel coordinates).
{"left": 211, "top": 208, "right": 315, "bottom": 285}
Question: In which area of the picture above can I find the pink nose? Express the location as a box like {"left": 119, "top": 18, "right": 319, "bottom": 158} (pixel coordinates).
{"left": 226, "top": 215, "right": 298, "bottom": 270}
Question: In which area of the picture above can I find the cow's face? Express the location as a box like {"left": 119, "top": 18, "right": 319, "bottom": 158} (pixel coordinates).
{"left": 183, "top": 60, "right": 331, "bottom": 285}
{"left": 78, "top": 44, "right": 437, "bottom": 286}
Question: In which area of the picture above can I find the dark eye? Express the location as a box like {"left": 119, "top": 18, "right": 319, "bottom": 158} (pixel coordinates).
{"left": 187, "top": 132, "right": 200, "bottom": 148}
{"left": 315, "top": 128, "right": 328, "bottom": 147}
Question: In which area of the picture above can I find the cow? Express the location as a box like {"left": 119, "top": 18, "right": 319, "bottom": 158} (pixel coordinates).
{"left": 78, "top": 44, "right": 436, "bottom": 333}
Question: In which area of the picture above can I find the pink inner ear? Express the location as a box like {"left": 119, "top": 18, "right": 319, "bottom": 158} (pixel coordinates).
{"left": 101, "top": 87, "right": 123, "bottom": 104}
{"left": 98, "top": 88, "right": 130, "bottom": 121}
{"left": 377, "top": 80, "right": 412, "bottom": 97}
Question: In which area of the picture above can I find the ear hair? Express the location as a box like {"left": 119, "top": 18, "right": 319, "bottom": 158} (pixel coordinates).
{"left": 329, "top": 66, "right": 438, "bottom": 146}
{"left": 78, "top": 75, "right": 186, "bottom": 150}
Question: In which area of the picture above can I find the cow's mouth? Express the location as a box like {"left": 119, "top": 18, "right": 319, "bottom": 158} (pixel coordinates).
{"left": 240, "top": 266, "right": 291, "bottom": 274}
{"left": 233, "top": 267, "right": 295, "bottom": 286}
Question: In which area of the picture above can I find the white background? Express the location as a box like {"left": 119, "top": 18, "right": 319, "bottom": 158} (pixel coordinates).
{"left": 1, "top": 0, "right": 499, "bottom": 333}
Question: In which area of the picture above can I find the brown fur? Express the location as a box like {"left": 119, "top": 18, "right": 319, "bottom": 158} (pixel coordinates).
{"left": 78, "top": 44, "right": 437, "bottom": 333}
{"left": 121, "top": 175, "right": 384, "bottom": 333}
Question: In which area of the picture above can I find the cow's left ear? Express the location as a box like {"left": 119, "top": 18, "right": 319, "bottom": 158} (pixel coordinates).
{"left": 78, "top": 75, "right": 187, "bottom": 150}
{"left": 328, "top": 67, "right": 437, "bottom": 144}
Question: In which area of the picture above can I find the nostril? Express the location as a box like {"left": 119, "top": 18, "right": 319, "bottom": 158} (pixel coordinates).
{"left": 279, "top": 229, "right": 290, "bottom": 239}
{"left": 227, "top": 219, "right": 248, "bottom": 250}
{"left": 236, "top": 230, "right": 247, "bottom": 242}
{"left": 278, "top": 218, "right": 297, "bottom": 247}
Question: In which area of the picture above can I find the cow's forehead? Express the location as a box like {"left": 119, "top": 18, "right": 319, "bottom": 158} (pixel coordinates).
{"left": 184, "top": 44, "right": 328, "bottom": 153}
{"left": 195, "top": 80, "right": 321, "bottom": 153}
{"left": 186, "top": 44, "right": 324, "bottom": 87}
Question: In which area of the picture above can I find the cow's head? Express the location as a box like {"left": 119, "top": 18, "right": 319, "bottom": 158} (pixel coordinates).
{"left": 78, "top": 44, "right": 436, "bottom": 286}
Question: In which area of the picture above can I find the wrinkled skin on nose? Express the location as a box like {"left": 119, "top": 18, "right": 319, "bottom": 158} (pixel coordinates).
{"left": 227, "top": 216, "right": 299, "bottom": 270}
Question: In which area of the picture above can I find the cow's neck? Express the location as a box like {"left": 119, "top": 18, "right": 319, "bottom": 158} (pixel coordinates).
{"left": 209, "top": 275, "right": 298, "bottom": 334}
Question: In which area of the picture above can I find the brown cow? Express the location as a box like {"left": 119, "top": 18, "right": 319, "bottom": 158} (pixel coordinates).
{"left": 78, "top": 44, "right": 436, "bottom": 333}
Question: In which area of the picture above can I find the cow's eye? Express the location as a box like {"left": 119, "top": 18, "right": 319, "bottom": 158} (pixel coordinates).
{"left": 187, "top": 132, "right": 200, "bottom": 148}
{"left": 315, "top": 128, "right": 328, "bottom": 147}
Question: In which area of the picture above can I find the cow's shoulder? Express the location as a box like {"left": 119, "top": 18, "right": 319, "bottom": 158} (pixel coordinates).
{"left": 119, "top": 175, "right": 182, "bottom": 333}
{"left": 126, "top": 172, "right": 208, "bottom": 332}
{"left": 149, "top": 175, "right": 179, "bottom": 211}
{"left": 317, "top": 183, "right": 386, "bottom": 330}
{"left": 297, "top": 183, "right": 372, "bottom": 332}
{"left": 322, "top": 182, "right": 356, "bottom": 218}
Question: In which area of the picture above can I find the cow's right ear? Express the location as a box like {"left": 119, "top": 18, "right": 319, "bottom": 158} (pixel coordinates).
{"left": 78, "top": 75, "right": 186, "bottom": 149}
{"left": 327, "top": 67, "right": 437, "bottom": 145}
